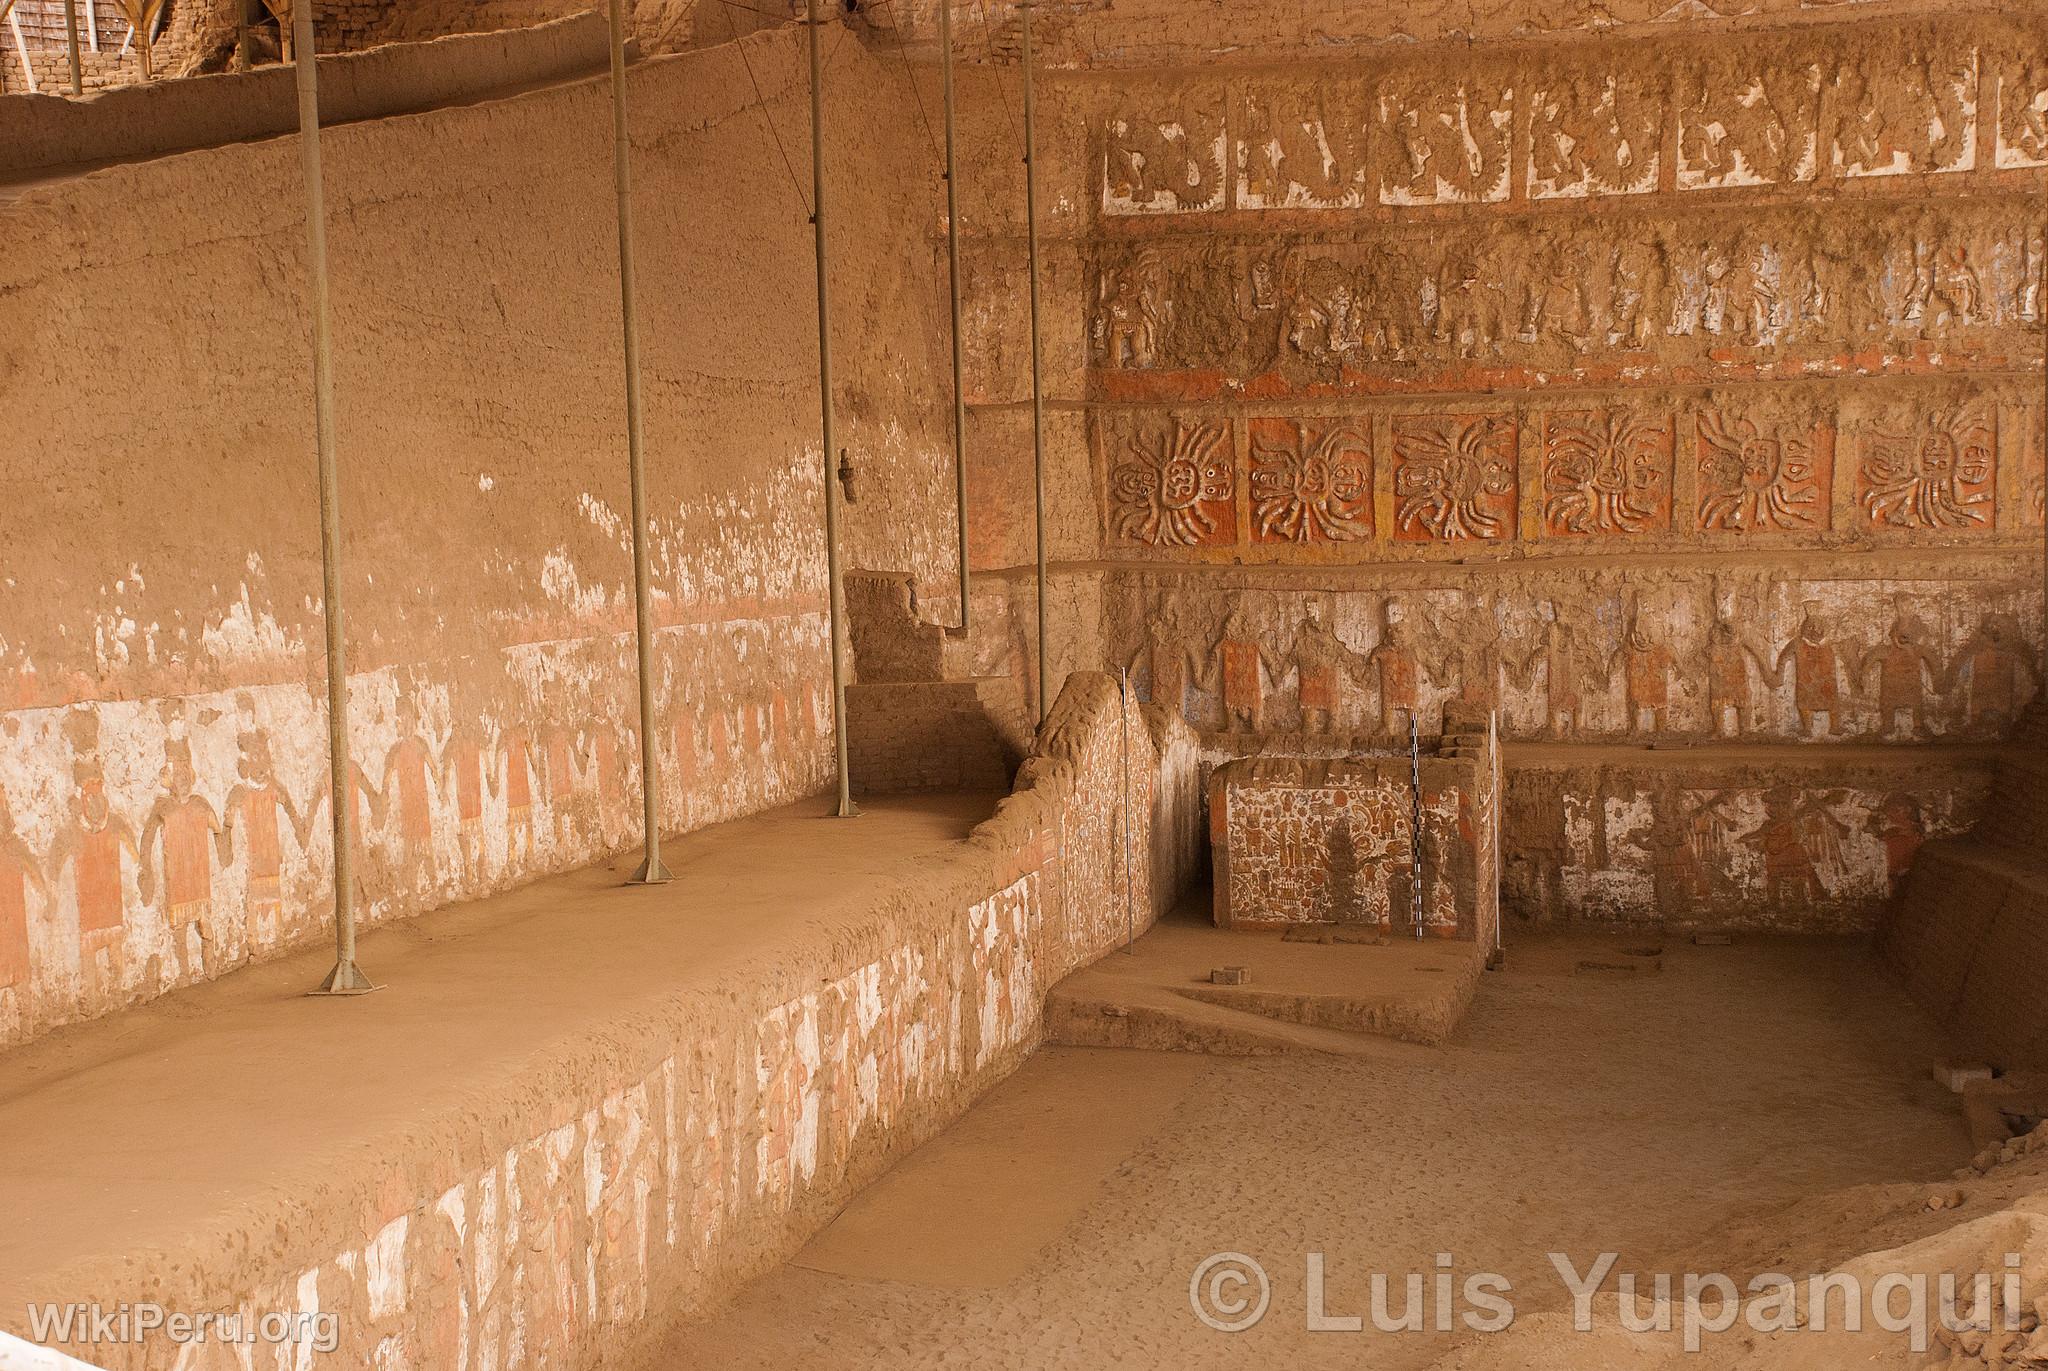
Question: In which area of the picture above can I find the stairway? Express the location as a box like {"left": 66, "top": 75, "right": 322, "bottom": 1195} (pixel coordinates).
{"left": 841, "top": 571, "right": 1030, "bottom": 797}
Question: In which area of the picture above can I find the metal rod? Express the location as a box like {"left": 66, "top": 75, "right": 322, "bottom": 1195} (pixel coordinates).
{"left": 1119, "top": 668, "right": 1136, "bottom": 953}
{"left": 809, "top": 0, "right": 857, "bottom": 818}
{"left": 1021, "top": 0, "right": 1049, "bottom": 723}
{"left": 2041, "top": 194, "right": 2047, "bottom": 674}
{"left": 1410, "top": 714, "right": 1424, "bottom": 941}
{"left": 64, "top": 0, "right": 81, "bottom": 94}
{"left": 940, "top": 0, "right": 970, "bottom": 633}
{"left": 298, "top": 0, "right": 373, "bottom": 996}
{"left": 609, "top": 0, "right": 672, "bottom": 883}
{"left": 85, "top": 0, "right": 94, "bottom": 52}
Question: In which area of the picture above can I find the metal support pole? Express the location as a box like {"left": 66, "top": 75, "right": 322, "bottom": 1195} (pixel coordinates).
{"left": 809, "top": 0, "right": 857, "bottom": 818}
{"left": 1409, "top": 715, "right": 1424, "bottom": 942}
{"left": 63, "top": 0, "right": 81, "bottom": 94}
{"left": 1021, "top": 0, "right": 1050, "bottom": 724}
{"left": 298, "top": 0, "right": 373, "bottom": 996}
{"left": 940, "top": 0, "right": 970, "bottom": 633}
{"left": 1119, "top": 668, "right": 1136, "bottom": 953}
{"left": 609, "top": 0, "right": 672, "bottom": 883}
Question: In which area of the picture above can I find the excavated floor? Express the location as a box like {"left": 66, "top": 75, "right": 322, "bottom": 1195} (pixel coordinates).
{"left": 656, "top": 927, "right": 1972, "bottom": 1370}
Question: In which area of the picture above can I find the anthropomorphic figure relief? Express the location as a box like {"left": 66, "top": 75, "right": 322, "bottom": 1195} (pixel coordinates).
{"left": 1594, "top": 240, "right": 1667, "bottom": 351}
{"left": 1212, "top": 606, "right": 1273, "bottom": 734}
{"left": 1130, "top": 597, "right": 1195, "bottom": 721}
{"left": 223, "top": 698, "right": 306, "bottom": 950}
{"left": 1706, "top": 615, "right": 1772, "bottom": 737}
{"left": 1857, "top": 606, "right": 1944, "bottom": 738}
{"left": 1516, "top": 600, "right": 1590, "bottom": 738}
{"left": 53, "top": 721, "right": 139, "bottom": 1014}
{"left": 1777, "top": 604, "right": 1845, "bottom": 736}
{"left": 138, "top": 735, "right": 231, "bottom": 983}
{"left": 1613, "top": 610, "right": 1679, "bottom": 734}
{"left": 447, "top": 729, "right": 488, "bottom": 884}
{"left": 1095, "top": 250, "right": 1169, "bottom": 369}
{"left": 498, "top": 721, "right": 537, "bottom": 866}
{"left": 1363, "top": 606, "right": 1432, "bottom": 738}
{"left": 1290, "top": 601, "right": 1365, "bottom": 733}
{"left": 0, "top": 789, "right": 45, "bottom": 1024}
{"left": 383, "top": 694, "right": 440, "bottom": 895}
{"left": 1446, "top": 598, "right": 1510, "bottom": 718}
{"left": 1947, "top": 615, "right": 2041, "bottom": 731}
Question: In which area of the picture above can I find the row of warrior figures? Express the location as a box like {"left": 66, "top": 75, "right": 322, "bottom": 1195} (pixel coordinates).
{"left": 1131, "top": 597, "right": 2040, "bottom": 737}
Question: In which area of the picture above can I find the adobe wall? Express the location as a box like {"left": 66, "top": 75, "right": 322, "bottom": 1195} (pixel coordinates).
{"left": 1209, "top": 740, "right": 1502, "bottom": 943}
{"left": 17, "top": 673, "right": 1205, "bottom": 1370}
{"left": 0, "top": 24, "right": 964, "bottom": 1046}
{"left": 940, "top": 1, "right": 2047, "bottom": 926}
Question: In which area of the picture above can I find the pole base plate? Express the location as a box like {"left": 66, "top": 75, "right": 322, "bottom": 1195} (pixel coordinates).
{"left": 833, "top": 800, "right": 863, "bottom": 819}
{"left": 631, "top": 854, "right": 674, "bottom": 884}
{"left": 309, "top": 959, "right": 380, "bottom": 996}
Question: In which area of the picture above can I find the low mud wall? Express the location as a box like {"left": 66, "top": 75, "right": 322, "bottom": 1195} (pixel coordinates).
{"left": 0, "top": 13, "right": 610, "bottom": 179}
{"left": 16, "top": 672, "right": 1202, "bottom": 1369}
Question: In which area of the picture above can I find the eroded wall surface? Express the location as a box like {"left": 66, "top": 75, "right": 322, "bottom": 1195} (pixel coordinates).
{"left": 949, "top": 1, "right": 2047, "bottom": 925}
{"left": 0, "top": 27, "right": 962, "bottom": 1044}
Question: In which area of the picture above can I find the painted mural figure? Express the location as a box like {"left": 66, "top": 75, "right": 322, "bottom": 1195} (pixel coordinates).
{"left": 0, "top": 790, "right": 45, "bottom": 1023}
{"left": 1614, "top": 614, "right": 1679, "bottom": 734}
{"left": 383, "top": 695, "right": 440, "bottom": 893}
{"left": 1632, "top": 791, "right": 1720, "bottom": 912}
{"left": 1504, "top": 776, "right": 1567, "bottom": 919}
{"left": 498, "top": 725, "right": 538, "bottom": 867}
{"left": 1776, "top": 605, "right": 1845, "bottom": 736}
{"left": 1212, "top": 607, "right": 1272, "bottom": 733}
{"left": 1857, "top": 608, "right": 1944, "bottom": 738}
{"left": 1706, "top": 617, "right": 1771, "bottom": 737}
{"left": 1096, "top": 251, "right": 1168, "bottom": 369}
{"left": 138, "top": 738, "right": 232, "bottom": 982}
{"left": 1517, "top": 601, "right": 1589, "bottom": 738}
{"left": 1946, "top": 616, "right": 2041, "bottom": 730}
{"left": 55, "top": 765, "right": 140, "bottom": 1014}
{"left": 1362, "top": 611, "right": 1431, "bottom": 738}
{"left": 223, "top": 707, "right": 306, "bottom": 950}
{"left": 446, "top": 732, "right": 488, "bottom": 883}
{"left": 1290, "top": 602, "right": 1365, "bottom": 733}
{"left": 1866, "top": 792, "right": 1928, "bottom": 892}
{"left": 1130, "top": 599, "right": 1194, "bottom": 722}
{"left": 1742, "top": 788, "right": 1849, "bottom": 904}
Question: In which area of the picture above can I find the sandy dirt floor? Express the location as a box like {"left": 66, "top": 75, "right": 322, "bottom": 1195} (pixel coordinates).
{"left": 650, "top": 924, "right": 1975, "bottom": 1369}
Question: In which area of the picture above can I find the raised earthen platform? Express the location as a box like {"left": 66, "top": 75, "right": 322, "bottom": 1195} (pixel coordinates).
{"left": 1045, "top": 895, "right": 1486, "bottom": 1054}
{"left": 0, "top": 792, "right": 1009, "bottom": 1360}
